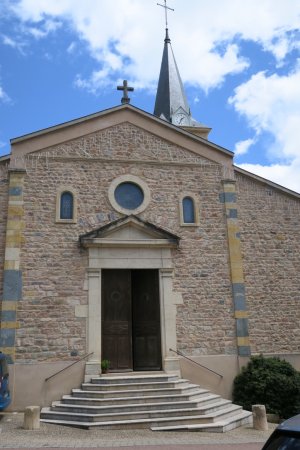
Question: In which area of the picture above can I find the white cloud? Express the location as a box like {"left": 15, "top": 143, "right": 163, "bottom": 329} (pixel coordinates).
{"left": 6, "top": 0, "right": 300, "bottom": 92}
{"left": 67, "top": 41, "right": 76, "bottom": 54}
{"left": 75, "top": 68, "right": 112, "bottom": 93}
{"left": 234, "top": 138, "right": 256, "bottom": 156}
{"left": 230, "top": 65, "right": 300, "bottom": 192}
{"left": 237, "top": 161, "right": 300, "bottom": 193}
{"left": 229, "top": 66, "right": 300, "bottom": 160}
{"left": 0, "top": 85, "right": 10, "bottom": 103}
{"left": 1, "top": 34, "right": 26, "bottom": 54}
{"left": 1, "top": 0, "right": 299, "bottom": 191}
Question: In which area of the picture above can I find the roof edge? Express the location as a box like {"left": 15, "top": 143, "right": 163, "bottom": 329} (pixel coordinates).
{"left": 10, "top": 103, "right": 233, "bottom": 159}
{"left": 0, "top": 154, "right": 10, "bottom": 163}
{"left": 234, "top": 165, "right": 300, "bottom": 199}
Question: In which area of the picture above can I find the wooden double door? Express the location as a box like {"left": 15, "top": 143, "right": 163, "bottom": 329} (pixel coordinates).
{"left": 101, "top": 269, "right": 162, "bottom": 371}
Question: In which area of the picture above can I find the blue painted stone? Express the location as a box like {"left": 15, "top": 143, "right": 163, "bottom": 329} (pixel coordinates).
{"left": 3, "top": 270, "right": 22, "bottom": 301}
{"left": 219, "top": 192, "right": 236, "bottom": 203}
{"left": 228, "top": 208, "right": 238, "bottom": 219}
{"left": 236, "top": 318, "right": 249, "bottom": 337}
{"left": 0, "top": 328, "right": 16, "bottom": 347}
{"left": 9, "top": 187, "right": 22, "bottom": 196}
{"left": 238, "top": 346, "right": 251, "bottom": 357}
{"left": 1, "top": 310, "right": 16, "bottom": 321}
{"left": 232, "top": 283, "right": 246, "bottom": 310}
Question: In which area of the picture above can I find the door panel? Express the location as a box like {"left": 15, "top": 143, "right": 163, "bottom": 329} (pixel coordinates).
{"left": 102, "top": 269, "right": 162, "bottom": 372}
{"left": 132, "top": 270, "right": 162, "bottom": 370}
{"left": 102, "top": 270, "right": 132, "bottom": 371}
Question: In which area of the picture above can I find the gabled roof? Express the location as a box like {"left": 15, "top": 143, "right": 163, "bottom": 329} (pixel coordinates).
{"left": 9, "top": 103, "right": 233, "bottom": 168}
{"left": 79, "top": 215, "right": 180, "bottom": 248}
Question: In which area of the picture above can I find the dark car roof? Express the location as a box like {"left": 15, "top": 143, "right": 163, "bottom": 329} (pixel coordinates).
{"left": 277, "top": 414, "right": 300, "bottom": 432}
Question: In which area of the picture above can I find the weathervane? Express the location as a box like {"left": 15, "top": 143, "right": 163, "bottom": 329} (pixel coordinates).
{"left": 117, "top": 80, "right": 134, "bottom": 104}
{"left": 157, "top": 0, "right": 174, "bottom": 28}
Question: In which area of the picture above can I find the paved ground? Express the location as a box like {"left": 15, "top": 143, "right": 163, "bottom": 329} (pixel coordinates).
{"left": 0, "top": 413, "right": 276, "bottom": 449}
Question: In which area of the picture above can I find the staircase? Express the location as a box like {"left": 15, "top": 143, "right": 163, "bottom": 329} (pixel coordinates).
{"left": 40, "top": 373, "right": 252, "bottom": 432}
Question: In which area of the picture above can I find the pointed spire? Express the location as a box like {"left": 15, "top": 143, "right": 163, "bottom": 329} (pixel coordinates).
{"left": 154, "top": 28, "right": 190, "bottom": 123}
{"left": 154, "top": 28, "right": 212, "bottom": 138}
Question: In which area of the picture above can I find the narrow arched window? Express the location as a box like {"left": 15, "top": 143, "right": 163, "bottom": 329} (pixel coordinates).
{"left": 60, "top": 191, "right": 74, "bottom": 220}
{"left": 182, "top": 196, "right": 195, "bottom": 224}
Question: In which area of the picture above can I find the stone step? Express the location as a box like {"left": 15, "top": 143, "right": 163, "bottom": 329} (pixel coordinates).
{"left": 41, "top": 404, "right": 243, "bottom": 430}
{"left": 73, "top": 384, "right": 199, "bottom": 399}
{"left": 42, "top": 398, "right": 231, "bottom": 423}
{"left": 151, "top": 410, "right": 253, "bottom": 432}
{"left": 95, "top": 374, "right": 179, "bottom": 385}
{"left": 61, "top": 388, "right": 210, "bottom": 406}
{"left": 52, "top": 393, "right": 221, "bottom": 414}
{"left": 84, "top": 379, "right": 189, "bottom": 391}
{"left": 41, "top": 372, "right": 252, "bottom": 432}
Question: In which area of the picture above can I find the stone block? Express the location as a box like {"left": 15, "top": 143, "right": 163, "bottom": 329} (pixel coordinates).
{"left": 3, "top": 270, "right": 22, "bottom": 300}
{"left": 23, "top": 406, "right": 40, "bottom": 430}
{"left": 252, "top": 404, "right": 268, "bottom": 431}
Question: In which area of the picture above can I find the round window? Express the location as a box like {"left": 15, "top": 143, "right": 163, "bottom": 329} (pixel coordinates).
{"left": 114, "top": 182, "right": 144, "bottom": 210}
{"left": 108, "top": 175, "right": 150, "bottom": 215}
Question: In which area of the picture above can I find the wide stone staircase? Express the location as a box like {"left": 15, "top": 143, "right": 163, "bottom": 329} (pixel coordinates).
{"left": 40, "top": 373, "right": 252, "bottom": 431}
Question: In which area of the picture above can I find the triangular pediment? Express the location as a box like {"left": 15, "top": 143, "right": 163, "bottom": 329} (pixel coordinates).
{"left": 10, "top": 104, "right": 233, "bottom": 168}
{"left": 79, "top": 215, "right": 180, "bottom": 249}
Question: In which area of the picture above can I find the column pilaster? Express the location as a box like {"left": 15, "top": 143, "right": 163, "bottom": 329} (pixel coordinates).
{"left": 221, "top": 179, "right": 251, "bottom": 357}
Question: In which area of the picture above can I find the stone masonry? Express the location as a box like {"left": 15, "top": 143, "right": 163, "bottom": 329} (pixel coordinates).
{"left": 236, "top": 172, "right": 300, "bottom": 355}
{"left": 12, "top": 123, "right": 237, "bottom": 361}
{"left": 0, "top": 121, "right": 300, "bottom": 365}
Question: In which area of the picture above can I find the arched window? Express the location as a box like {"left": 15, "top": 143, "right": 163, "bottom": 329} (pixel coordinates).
{"left": 182, "top": 196, "right": 195, "bottom": 223}
{"left": 60, "top": 191, "right": 74, "bottom": 220}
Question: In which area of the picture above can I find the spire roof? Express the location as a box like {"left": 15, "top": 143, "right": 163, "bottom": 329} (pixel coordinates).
{"left": 154, "top": 29, "right": 190, "bottom": 122}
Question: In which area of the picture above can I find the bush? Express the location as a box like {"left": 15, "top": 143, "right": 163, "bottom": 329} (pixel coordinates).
{"left": 233, "top": 355, "right": 300, "bottom": 419}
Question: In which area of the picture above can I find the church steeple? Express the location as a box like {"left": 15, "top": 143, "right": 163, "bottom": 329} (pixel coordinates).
{"left": 154, "top": 28, "right": 191, "bottom": 125}
{"left": 154, "top": 2, "right": 211, "bottom": 138}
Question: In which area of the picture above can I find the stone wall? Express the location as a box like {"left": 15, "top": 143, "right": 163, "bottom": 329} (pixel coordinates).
{"left": 236, "top": 172, "right": 300, "bottom": 354}
{"left": 14, "top": 123, "right": 237, "bottom": 361}
{"left": 0, "top": 161, "right": 9, "bottom": 318}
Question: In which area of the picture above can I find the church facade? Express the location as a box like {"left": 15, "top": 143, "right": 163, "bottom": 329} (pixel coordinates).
{"left": 0, "top": 30, "right": 299, "bottom": 409}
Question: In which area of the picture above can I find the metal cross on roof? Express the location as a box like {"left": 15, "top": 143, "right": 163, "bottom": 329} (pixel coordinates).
{"left": 117, "top": 80, "right": 134, "bottom": 104}
{"left": 157, "top": 0, "right": 174, "bottom": 28}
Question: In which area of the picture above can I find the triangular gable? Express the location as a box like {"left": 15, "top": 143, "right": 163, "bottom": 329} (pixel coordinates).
{"left": 79, "top": 215, "right": 180, "bottom": 248}
{"left": 10, "top": 104, "right": 233, "bottom": 169}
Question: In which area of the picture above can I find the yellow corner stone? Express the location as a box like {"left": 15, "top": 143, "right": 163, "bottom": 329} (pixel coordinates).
{"left": 1, "top": 302, "right": 17, "bottom": 311}
{"left": 6, "top": 235, "right": 22, "bottom": 246}
{"left": 0, "top": 347, "right": 15, "bottom": 357}
{"left": 223, "top": 185, "right": 236, "bottom": 193}
{"left": 6, "top": 220, "right": 25, "bottom": 231}
{"left": 237, "top": 337, "right": 250, "bottom": 346}
{"left": 1, "top": 322, "right": 19, "bottom": 329}
{"left": 10, "top": 174, "right": 25, "bottom": 183}
{"left": 235, "top": 310, "right": 249, "bottom": 319}
{"left": 8, "top": 205, "right": 24, "bottom": 217}
{"left": 4, "top": 260, "right": 20, "bottom": 270}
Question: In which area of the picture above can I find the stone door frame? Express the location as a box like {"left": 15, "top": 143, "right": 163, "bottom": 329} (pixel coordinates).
{"left": 84, "top": 245, "right": 182, "bottom": 379}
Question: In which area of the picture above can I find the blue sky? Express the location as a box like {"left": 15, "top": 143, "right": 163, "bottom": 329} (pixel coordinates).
{"left": 0, "top": 0, "right": 300, "bottom": 192}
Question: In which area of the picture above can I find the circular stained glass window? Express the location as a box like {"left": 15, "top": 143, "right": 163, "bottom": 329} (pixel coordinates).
{"left": 114, "top": 182, "right": 144, "bottom": 210}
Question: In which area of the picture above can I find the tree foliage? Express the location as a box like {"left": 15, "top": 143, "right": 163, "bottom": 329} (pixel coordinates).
{"left": 233, "top": 355, "right": 300, "bottom": 419}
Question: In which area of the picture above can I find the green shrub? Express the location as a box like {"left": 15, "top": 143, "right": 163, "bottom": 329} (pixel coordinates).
{"left": 233, "top": 355, "right": 300, "bottom": 419}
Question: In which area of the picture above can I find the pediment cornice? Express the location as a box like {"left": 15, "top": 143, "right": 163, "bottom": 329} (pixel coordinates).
{"left": 79, "top": 215, "right": 180, "bottom": 249}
